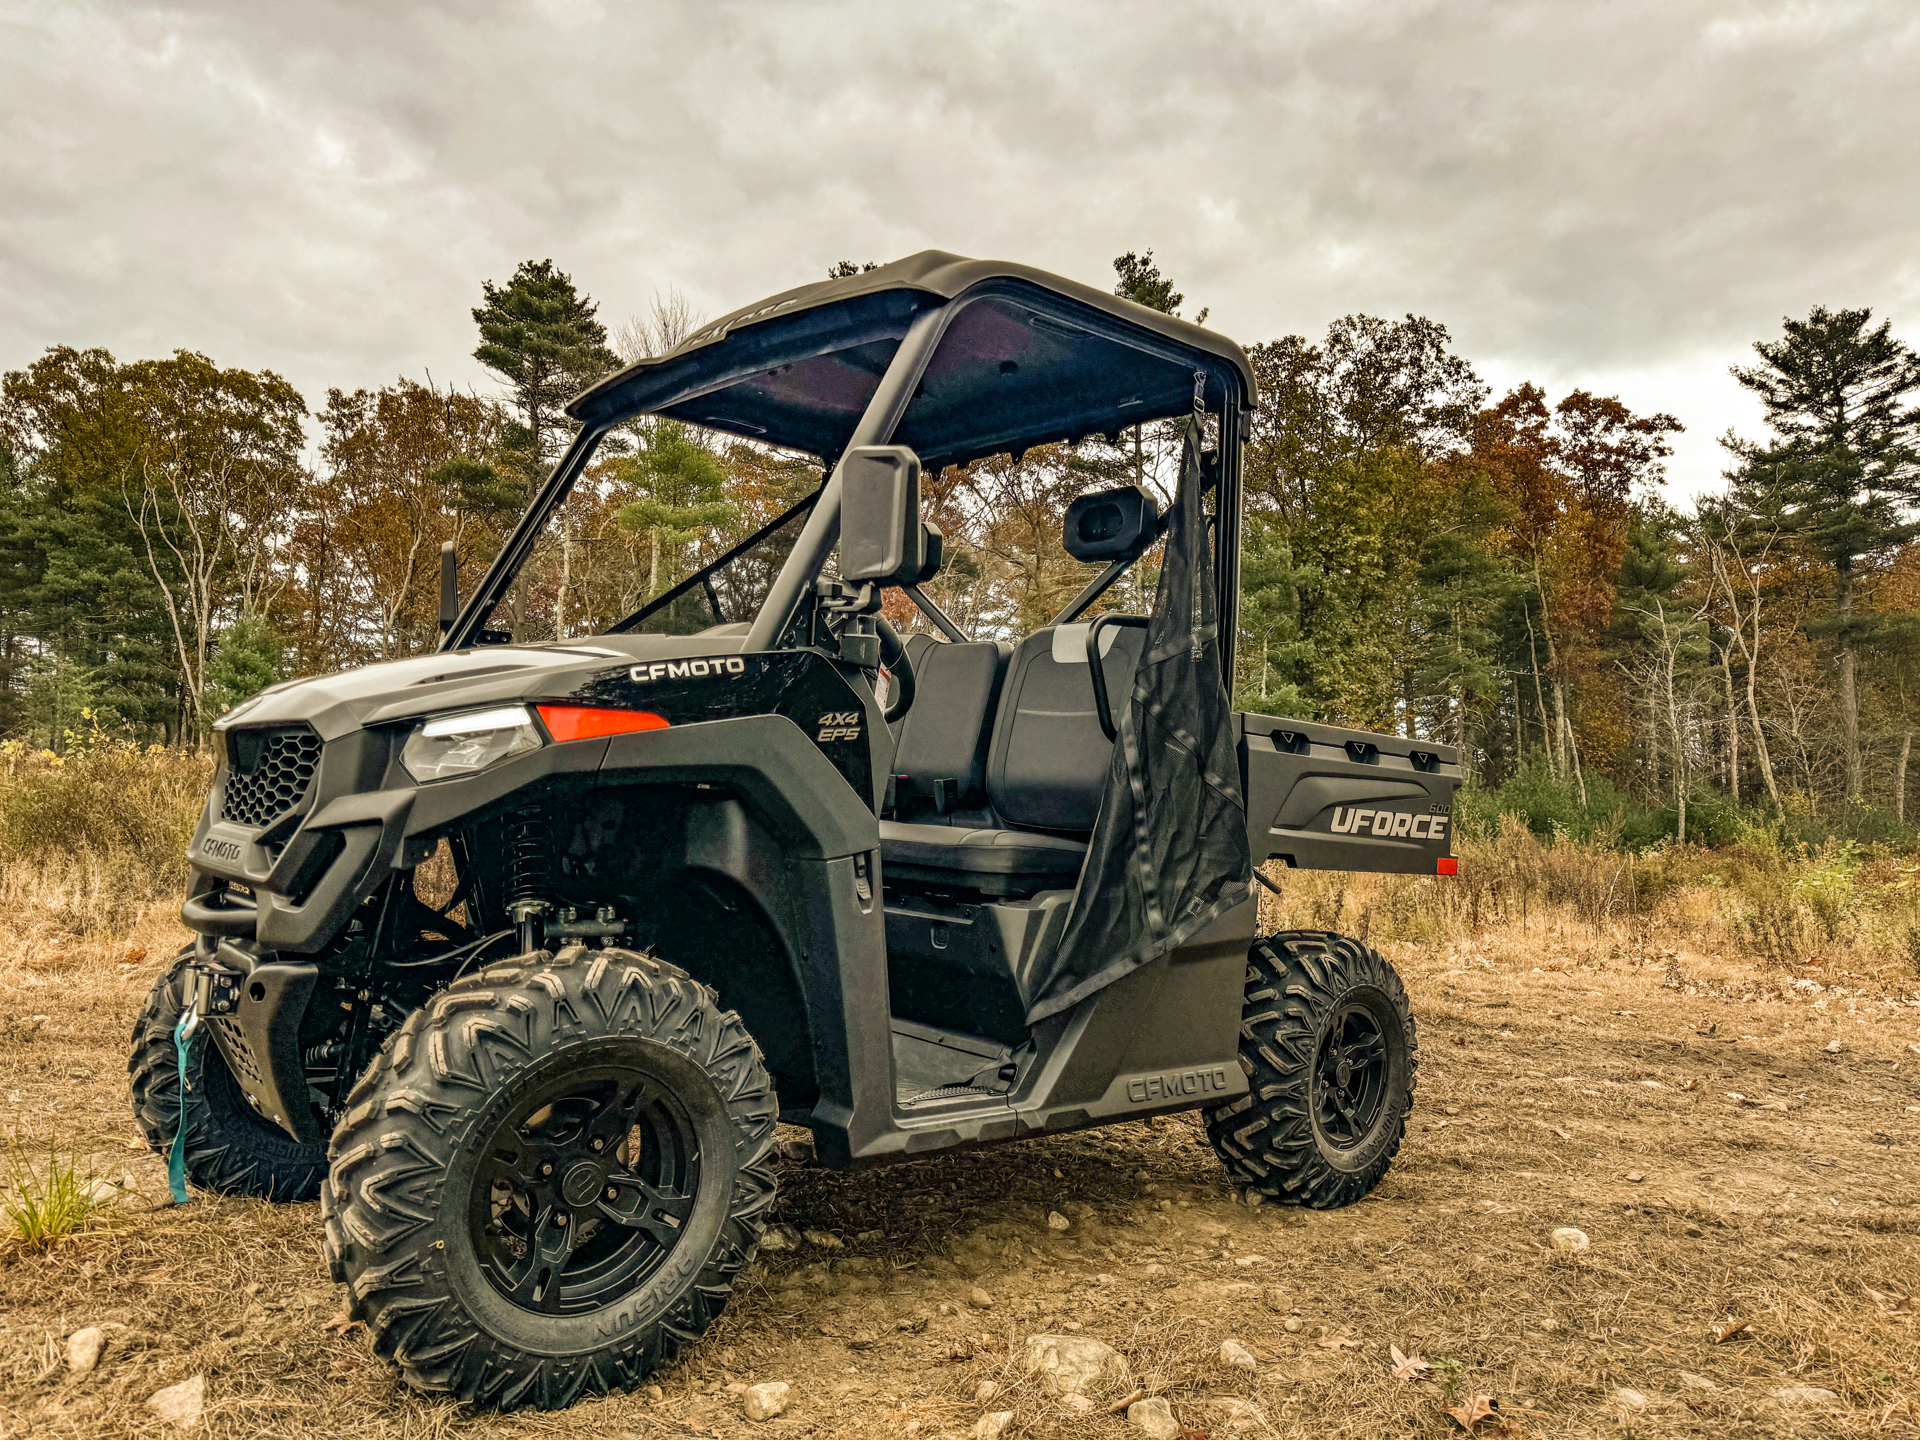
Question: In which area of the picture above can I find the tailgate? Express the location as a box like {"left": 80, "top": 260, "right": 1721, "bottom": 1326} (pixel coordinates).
{"left": 1236, "top": 712, "right": 1463, "bottom": 874}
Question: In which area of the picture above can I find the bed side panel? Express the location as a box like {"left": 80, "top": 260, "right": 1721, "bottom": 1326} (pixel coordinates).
{"left": 1235, "top": 712, "right": 1462, "bottom": 874}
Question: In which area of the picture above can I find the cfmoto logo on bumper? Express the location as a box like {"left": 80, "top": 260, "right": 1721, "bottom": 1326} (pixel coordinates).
{"left": 1329, "top": 807, "right": 1450, "bottom": 840}
{"left": 201, "top": 838, "right": 242, "bottom": 861}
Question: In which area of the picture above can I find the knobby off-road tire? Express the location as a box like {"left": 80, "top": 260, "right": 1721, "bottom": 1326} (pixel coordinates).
{"left": 322, "top": 946, "right": 779, "bottom": 1411}
{"left": 1205, "top": 931, "right": 1416, "bottom": 1208}
{"left": 127, "top": 949, "right": 328, "bottom": 1203}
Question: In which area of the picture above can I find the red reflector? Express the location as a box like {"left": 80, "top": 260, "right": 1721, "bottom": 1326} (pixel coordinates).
{"left": 536, "top": 705, "right": 670, "bottom": 742}
{"left": 1436, "top": 857, "right": 1458, "bottom": 876}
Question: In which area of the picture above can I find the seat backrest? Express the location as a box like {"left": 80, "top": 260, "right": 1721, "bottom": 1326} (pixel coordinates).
{"left": 986, "top": 622, "right": 1146, "bottom": 832}
{"left": 891, "top": 637, "right": 1011, "bottom": 814}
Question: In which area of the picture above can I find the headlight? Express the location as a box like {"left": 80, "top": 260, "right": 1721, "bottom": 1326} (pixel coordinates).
{"left": 401, "top": 705, "right": 543, "bottom": 782}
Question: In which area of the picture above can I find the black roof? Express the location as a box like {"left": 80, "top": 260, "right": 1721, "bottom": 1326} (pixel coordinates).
{"left": 567, "top": 251, "right": 1257, "bottom": 471}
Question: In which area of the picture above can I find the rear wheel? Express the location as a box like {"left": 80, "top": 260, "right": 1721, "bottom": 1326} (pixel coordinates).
{"left": 127, "top": 949, "right": 328, "bottom": 1203}
{"left": 323, "top": 946, "right": 778, "bottom": 1410}
{"left": 1204, "top": 931, "right": 1416, "bottom": 1208}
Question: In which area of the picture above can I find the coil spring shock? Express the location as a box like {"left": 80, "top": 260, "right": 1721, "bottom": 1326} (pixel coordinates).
{"left": 506, "top": 803, "right": 549, "bottom": 951}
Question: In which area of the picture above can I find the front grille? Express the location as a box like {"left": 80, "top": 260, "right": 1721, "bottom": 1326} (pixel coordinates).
{"left": 220, "top": 727, "right": 323, "bottom": 828}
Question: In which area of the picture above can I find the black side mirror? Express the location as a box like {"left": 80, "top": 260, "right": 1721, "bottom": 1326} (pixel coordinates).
{"left": 915, "top": 522, "right": 944, "bottom": 584}
{"left": 840, "top": 445, "right": 923, "bottom": 585}
{"left": 1064, "top": 485, "right": 1158, "bottom": 562}
{"left": 438, "top": 541, "right": 458, "bottom": 634}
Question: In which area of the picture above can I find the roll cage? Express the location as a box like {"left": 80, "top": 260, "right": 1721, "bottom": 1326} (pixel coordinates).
{"left": 442, "top": 250, "right": 1257, "bottom": 685}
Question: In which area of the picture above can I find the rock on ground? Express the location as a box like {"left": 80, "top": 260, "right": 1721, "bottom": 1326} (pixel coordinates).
{"left": 1220, "top": 1338, "right": 1257, "bottom": 1372}
{"left": 66, "top": 1327, "right": 105, "bottom": 1374}
{"left": 1678, "top": 1371, "right": 1718, "bottom": 1391}
{"left": 973, "top": 1380, "right": 999, "bottom": 1405}
{"left": 758, "top": 1223, "right": 801, "bottom": 1251}
{"left": 1220, "top": 1398, "right": 1271, "bottom": 1433}
{"left": 146, "top": 1375, "right": 205, "bottom": 1429}
{"left": 969, "top": 1286, "right": 994, "bottom": 1309}
{"left": 741, "top": 1381, "right": 791, "bottom": 1421}
{"left": 1022, "top": 1333, "right": 1129, "bottom": 1396}
{"left": 1611, "top": 1386, "right": 1648, "bottom": 1411}
{"left": 1128, "top": 1395, "right": 1180, "bottom": 1439}
{"left": 1550, "top": 1227, "right": 1590, "bottom": 1253}
{"left": 1773, "top": 1384, "right": 1841, "bottom": 1408}
{"left": 1046, "top": 1210, "right": 1071, "bottom": 1231}
{"left": 1061, "top": 1393, "right": 1097, "bottom": 1414}
{"left": 971, "top": 1410, "right": 1015, "bottom": 1439}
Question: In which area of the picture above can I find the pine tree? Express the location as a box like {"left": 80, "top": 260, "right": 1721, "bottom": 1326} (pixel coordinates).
{"left": 472, "top": 260, "right": 619, "bottom": 475}
{"left": 1730, "top": 306, "right": 1919, "bottom": 796}
{"left": 614, "top": 421, "right": 737, "bottom": 619}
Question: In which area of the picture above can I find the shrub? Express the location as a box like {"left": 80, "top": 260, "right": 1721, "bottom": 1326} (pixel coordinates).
{"left": 0, "top": 736, "right": 210, "bottom": 878}
{"left": 3, "top": 1144, "right": 117, "bottom": 1251}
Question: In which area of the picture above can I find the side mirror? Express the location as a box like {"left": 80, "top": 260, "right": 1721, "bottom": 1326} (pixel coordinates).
{"left": 915, "top": 522, "right": 944, "bottom": 584}
{"left": 1064, "top": 485, "right": 1158, "bottom": 562}
{"left": 438, "top": 540, "right": 458, "bottom": 633}
{"left": 840, "top": 445, "right": 923, "bottom": 586}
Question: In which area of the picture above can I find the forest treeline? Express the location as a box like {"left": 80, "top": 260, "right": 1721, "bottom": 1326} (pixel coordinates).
{"left": 0, "top": 253, "right": 1914, "bottom": 847}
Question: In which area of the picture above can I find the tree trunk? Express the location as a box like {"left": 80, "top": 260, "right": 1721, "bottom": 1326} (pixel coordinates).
{"left": 1524, "top": 604, "right": 1556, "bottom": 777}
{"left": 1836, "top": 566, "right": 1861, "bottom": 798}
{"left": 1721, "top": 649, "right": 1740, "bottom": 804}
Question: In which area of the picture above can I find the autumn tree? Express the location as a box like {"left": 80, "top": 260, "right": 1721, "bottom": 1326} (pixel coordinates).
{"left": 121, "top": 350, "right": 306, "bottom": 737}
{"left": 303, "top": 379, "right": 505, "bottom": 665}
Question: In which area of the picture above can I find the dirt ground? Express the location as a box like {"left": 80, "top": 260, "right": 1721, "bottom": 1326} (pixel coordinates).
{"left": 0, "top": 904, "right": 1914, "bottom": 1441}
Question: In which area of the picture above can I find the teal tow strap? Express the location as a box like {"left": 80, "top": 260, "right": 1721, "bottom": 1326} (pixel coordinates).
{"left": 168, "top": 1003, "right": 198, "bottom": 1205}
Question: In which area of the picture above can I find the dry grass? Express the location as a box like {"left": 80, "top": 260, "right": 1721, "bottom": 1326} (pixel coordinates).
{"left": 1261, "top": 817, "right": 1919, "bottom": 994}
{"left": 0, "top": 748, "right": 1912, "bottom": 1437}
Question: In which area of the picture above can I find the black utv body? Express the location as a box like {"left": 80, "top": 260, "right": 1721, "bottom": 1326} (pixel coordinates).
{"left": 132, "top": 253, "right": 1461, "bottom": 1409}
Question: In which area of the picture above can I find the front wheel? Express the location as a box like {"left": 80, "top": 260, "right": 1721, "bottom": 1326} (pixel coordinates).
{"left": 323, "top": 946, "right": 779, "bottom": 1411}
{"left": 1204, "top": 931, "right": 1416, "bottom": 1208}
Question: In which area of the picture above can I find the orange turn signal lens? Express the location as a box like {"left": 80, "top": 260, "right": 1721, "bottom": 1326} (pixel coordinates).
{"left": 1436, "top": 857, "right": 1458, "bottom": 876}
{"left": 535, "top": 705, "right": 670, "bottom": 742}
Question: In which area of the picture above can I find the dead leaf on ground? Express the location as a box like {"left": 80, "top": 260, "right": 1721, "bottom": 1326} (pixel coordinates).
{"left": 1446, "top": 1393, "right": 1523, "bottom": 1437}
{"left": 328, "top": 1358, "right": 360, "bottom": 1377}
{"left": 120, "top": 947, "right": 148, "bottom": 965}
{"left": 1390, "top": 1344, "right": 1429, "bottom": 1380}
{"left": 322, "top": 1313, "right": 365, "bottom": 1337}
{"left": 1714, "top": 1319, "right": 1754, "bottom": 1343}
{"left": 1319, "top": 1332, "right": 1361, "bottom": 1350}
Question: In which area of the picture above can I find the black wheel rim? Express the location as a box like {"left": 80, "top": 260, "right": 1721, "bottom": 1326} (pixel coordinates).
{"left": 469, "top": 1062, "right": 700, "bottom": 1316}
{"left": 1313, "top": 999, "right": 1391, "bottom": 1149}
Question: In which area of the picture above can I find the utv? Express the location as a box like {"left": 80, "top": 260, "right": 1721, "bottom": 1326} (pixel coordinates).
{"left": 132, "top": 252, "right": 1460, "bottom": 1410}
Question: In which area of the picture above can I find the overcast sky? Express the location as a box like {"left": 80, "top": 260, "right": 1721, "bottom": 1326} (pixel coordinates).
{"left": 3, "top": 0, "right": 1914, "bottom": 495}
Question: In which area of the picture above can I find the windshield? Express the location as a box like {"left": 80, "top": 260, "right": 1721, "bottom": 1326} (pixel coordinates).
{"left": 611, "top": 487, "right": 818, "bottom": 635}
{"left": 457, "top": 422, "right": 825, "bottom": 644}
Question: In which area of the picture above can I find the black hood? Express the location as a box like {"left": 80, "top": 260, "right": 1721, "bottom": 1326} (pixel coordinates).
{"left": 215, "top": 634, "right": 749, "bottom": 742}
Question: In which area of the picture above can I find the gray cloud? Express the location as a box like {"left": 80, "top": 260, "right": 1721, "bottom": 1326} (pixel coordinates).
{"left": 2, "top": 0, "right": 1913, "bottom": 492}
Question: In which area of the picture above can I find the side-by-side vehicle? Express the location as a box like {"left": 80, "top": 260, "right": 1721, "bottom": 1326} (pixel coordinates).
{"left": 131, "top": 252, "right": 1460, "bottom": 1410}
